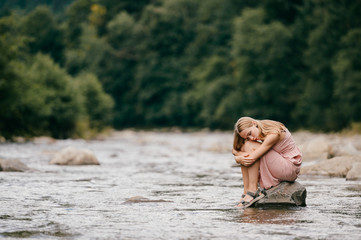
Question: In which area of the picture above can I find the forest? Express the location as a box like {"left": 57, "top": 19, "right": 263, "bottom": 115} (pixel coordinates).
{"left": 0, "top": 0, "right": 360, "bottom": 139}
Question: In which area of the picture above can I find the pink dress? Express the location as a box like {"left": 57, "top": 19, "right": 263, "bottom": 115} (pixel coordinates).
{"left": 259, "top": 128, "right": 302, "bottom": 189}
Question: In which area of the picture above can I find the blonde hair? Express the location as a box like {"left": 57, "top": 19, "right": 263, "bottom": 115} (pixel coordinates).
{"left": 233, "top": 117, "right": 285, "bottom": 151}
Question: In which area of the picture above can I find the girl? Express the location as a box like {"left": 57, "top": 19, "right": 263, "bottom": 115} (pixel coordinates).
{"left": 232, "top": 117, "right": 302, "bottom": 208}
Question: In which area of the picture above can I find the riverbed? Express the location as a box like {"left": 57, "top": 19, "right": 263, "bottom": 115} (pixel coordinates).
{"left": 0, "top": 130, "right": 360, "bottom": 239}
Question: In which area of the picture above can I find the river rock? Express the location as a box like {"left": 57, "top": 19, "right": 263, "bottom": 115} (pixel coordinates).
{"left": 331, "top": 141, "right": 360, "bottom": 157}
{"left": 0, "top": 158, "right": 30, "bottom": 172}
{"left": 122, "top": 196, "right": 173, "bottom": 204}
{"left": 49, "top": 147, "right": 100, "bottom": 165}
{"left": 254, "top": 181, "right": 307, "bottom": 207}
{"left": 33, "top": 136, "right": 56, "bottom": 144}
{"left": 298, "top": 136, "right": 332, "bottom": 161}
{"left": 301, "top": 156, "right": 361, "bottom": 177}
{"left": 346, "top": 162, "right": 361, "bottom": 180}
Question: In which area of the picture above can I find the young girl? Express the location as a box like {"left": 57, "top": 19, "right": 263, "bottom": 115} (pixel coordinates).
{"left": 232, "top": 117, "right": 302, "bottom": 208}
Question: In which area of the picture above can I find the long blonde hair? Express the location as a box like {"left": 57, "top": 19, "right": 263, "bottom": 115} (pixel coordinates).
{"left": 233, "top": 117, "right": 285, "bottom": 151}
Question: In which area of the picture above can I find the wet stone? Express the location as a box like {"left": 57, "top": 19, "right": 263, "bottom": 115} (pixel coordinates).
{"left": 122, "top": 196, "right": 173, "bottom": 204}
{"left": 346, "top": 162, "right": 361, "bottom": 181}
{"left": 49, "top": 147, "right": 100, "bottom": 165}
{"left": 254, "top": 181, "right": 307, "bottom": 207}
{"left": 0, "top": 158, "right": 30, "bottom": 172}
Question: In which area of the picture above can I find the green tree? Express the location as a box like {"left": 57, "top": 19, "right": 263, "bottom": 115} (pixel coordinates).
{"left": 183, "top": 55, "right": 235, "bottom": 128}
{"left": 332, "top": 29, "right": 361, "bottom": 127}
{"left": 21, "top": 54, "right": 83, "bottom": 138}
{"left": 19, "top": 6, "right": 65, "bottom": 64}
{"left": 74, "top": 72, "right": 114, "bottom": 130}
{"left": 64, "top": 0, "right": 93, "bottom": 48}
{"left": 0, "top": 14, "right": 29, "bottom": 138}
{"left": 129, "top": 0, "right": 199, "bottom": 126}
{"left": 100, "top": 11, "right": 139, "bottom": 127}
{"left": 232, "top": 8, "right": 298, "bottom": 125}
{"left": 294, "top": 0, "right": 361, "bottom": 130}
{"left": 64, "top": 23, "right": 109, "bottom": 75}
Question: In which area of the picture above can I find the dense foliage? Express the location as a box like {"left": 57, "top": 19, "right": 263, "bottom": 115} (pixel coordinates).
{"left": 1, "top": 0, "right": 360, "bottom": 139}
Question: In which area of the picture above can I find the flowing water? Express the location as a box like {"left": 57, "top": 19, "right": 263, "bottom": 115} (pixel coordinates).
{"left": 0, "top": 131, "right": 360, "bottom": 239}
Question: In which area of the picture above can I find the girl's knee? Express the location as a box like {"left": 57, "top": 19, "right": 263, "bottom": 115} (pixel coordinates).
{"left": 243, "top": 140, "right": 261, "bottom": 152}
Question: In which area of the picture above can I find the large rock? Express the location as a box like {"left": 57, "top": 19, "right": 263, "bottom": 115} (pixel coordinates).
{"left": 0, "top": 158, "right": 30, "bottom": 172}
{"left": 50, "top": 147, "right": 100, "bottom": 165}
{"left": 331, "top": 141, "right": 360, "bottom": 157}
{"left": 346, "top": 162, "right": 361, "bottom": 180}
{"left": 298, "top": 136, "right": 332, "bottom": 161}
{"left": 254, "top": 181, "right": 307, "bottom": 207}
{"left": 301, "top": 156, "right": 361, "bottom": 177}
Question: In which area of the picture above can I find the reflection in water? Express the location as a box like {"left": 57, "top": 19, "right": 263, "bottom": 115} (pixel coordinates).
{"left": 235, "top": 207, "right": 299, "bottom": 225}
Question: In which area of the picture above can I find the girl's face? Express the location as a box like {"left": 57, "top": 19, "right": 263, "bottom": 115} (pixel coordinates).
{"left": 240, "top": 123, "right": 260, "bottom": 141}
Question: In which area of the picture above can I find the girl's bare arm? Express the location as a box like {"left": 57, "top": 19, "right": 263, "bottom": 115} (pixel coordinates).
{"left": 247, "top": 133, "right": 280, "bottom": 162}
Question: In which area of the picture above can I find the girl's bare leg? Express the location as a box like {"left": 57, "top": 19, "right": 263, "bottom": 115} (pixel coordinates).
{"left": 241, "top": 165, "right": 249, "bottom": 193}
{"left": 240, "top": 141, "right": 262, "bottom": 204}
{"left": 240, "top": 165, "right": 249, "bottom": 197}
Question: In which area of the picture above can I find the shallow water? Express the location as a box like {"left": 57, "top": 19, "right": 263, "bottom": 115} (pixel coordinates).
{"left": 0, "top": 131, "right": 360, "bottom": 239}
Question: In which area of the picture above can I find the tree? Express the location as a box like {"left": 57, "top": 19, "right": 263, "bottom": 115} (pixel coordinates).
{"left": 232, "top": 8, "right": 298, "bottom": 125}
{"left": 19, "top": 6, "right": 65, "bottom": 64}
{"left": 293, "top": 0, "right": 361, "bottom": 130}
{"left": 21, "top": 54, "right": 83, "bottom": 138}
{"left": 183, "top": 55, "right": 235, "bottom": 128}
{"left": 100, "top": 11, "right": 139, "bottom": 127}
{"left": 128, "top": 0, "right": 199, "bottom": 126}
{"left": 74, "top": 72, "right": 114, "bottom": 130}
{"left": 0, "top": 14, "right": 29, "bottom": 138}
{"left": 64, "top": 23, "right": 109, "bottom": 75}
{"left": 332, "top": 29, "right": 361, "bottom": 128}
{"left": 64, "top": 0, "right": 93, "bottom": 48}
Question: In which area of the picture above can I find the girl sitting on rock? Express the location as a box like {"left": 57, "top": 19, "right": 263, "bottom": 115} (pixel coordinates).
{"left": 232, "top": 117, "right": 302, "bottom": 208}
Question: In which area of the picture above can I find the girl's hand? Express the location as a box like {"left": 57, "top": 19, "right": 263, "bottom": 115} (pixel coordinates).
{"left": 232, "top": 148, "right": 240, "bottom": 156}
{"left": 234, "top": 154, "right": 254, "bottom": 166}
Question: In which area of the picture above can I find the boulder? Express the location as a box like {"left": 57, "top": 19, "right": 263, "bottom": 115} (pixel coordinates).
{"left": 346, "top": 162, "right": 361, "bottom": 180}
{"left": 331, "top": 141, "right": 360, "bottom": 157}
{"left": 0, "top": 158, "right": 30, "bottom": 172}
{"left": 254, "top": 181, "right": 307, "bottom": 207}
{"left": 301, "top": 156, "right": 361, "bottom": 177}
{"left": 49, "top": 147, "right": 100, "bottom": 165}
{"left": 298, "top": 136, "right": 332, "bottom": 161}
{"left": 33, "top": 136, "right": 56, "bottom": 144}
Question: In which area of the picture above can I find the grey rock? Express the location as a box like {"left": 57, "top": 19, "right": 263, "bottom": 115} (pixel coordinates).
{"left": 301, "top": 156, "right": 361, "bottom": 177}
{"left": 50, "top": 147, "right": 100, "bottom": 165}
{"left": 346, "top": 162, "right": 361, "bottom": 180}
{"left": 122, "top": 196, "right": 173, "bottom": 204}
{"left": 0, "top": 158, "right": 30, "bottom": 172}
{"left": 254, "top": 181, "right": 307, "bottom": 207}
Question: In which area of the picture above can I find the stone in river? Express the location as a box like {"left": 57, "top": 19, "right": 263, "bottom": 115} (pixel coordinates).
{"left": 0, "top": 158, "right": 30, "bottom": 172}
{"left": 254, "top": 181, "right": 307, "bottom": 207}
{"left": 50, "top": 147, "right": 100, "bottom": 165}
{"left": 301, "top": 156, "right": 361, "bottom": 178}
{"left": 346, "top": 162, "right": 361, "bottom": 180}
{"left": 122, "top": 196, "right": 173, "bottom": 204}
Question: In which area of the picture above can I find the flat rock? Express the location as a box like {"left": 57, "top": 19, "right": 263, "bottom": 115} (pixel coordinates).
{"left": 49, "top": 147, "right": 100, "bottom": 165}
{"left": 0, "top": 158, "right": 30, "bottom": 172}
{"left": 122, "top": 196, "right": 173, "bottom": 204}
{"left": 254, "top": 181, "right": 307, "bottom": 207}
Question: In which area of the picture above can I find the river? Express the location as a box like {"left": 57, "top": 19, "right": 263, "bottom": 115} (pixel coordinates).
{"left": 0, "top": 130, "right": 360, "bottom": 239}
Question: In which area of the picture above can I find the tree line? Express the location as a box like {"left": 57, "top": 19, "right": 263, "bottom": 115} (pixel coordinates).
{"left": 1, "top": 0, "right": 360, "bottom": 139}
